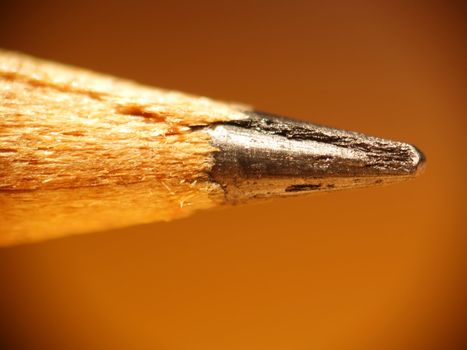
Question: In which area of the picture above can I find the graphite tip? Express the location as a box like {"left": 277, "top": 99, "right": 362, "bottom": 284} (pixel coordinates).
{"left": 203, "top": 111, "right": 426, "bottom": 203}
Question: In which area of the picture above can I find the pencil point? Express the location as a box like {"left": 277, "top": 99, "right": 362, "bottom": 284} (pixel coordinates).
{"left": 204, "top": 111, "right": 426, "bottom": 202}
{"left": 410, "top": 145, "right": 427, "bottom": 176}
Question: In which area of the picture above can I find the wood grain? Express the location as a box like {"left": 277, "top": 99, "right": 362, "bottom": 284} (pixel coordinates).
{"left": 0, "top": 50, "right": 246, "bottom": 246}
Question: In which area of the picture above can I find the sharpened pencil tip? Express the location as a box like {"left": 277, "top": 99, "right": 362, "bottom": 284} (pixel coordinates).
{"left": 204, "top": 111, "right": 426, "bottom": 202}
{"left": 410, "top": 145, "right": 427, "bottom": 176}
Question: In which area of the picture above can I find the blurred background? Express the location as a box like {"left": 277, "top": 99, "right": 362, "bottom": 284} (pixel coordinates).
{"left": 0, "top": 0, "right": 465, "bottom": 349}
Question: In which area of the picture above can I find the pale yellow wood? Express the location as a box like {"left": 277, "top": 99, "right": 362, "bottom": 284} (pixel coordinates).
{"left": 0, "top": 50, "right": 247, "bottom": 246}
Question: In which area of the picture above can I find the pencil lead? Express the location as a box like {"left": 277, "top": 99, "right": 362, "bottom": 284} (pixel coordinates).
{"left": 204, "top": 111, "right": 425, "bottom": 202}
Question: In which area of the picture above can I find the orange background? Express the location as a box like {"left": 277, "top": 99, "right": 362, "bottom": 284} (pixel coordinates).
{"left": 0, "top": 1, "right": 465, "bottom": 349}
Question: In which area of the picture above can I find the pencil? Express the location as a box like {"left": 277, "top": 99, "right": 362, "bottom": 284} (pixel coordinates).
{"left": 0, "top": 50, "right": 425, "bottom": 246}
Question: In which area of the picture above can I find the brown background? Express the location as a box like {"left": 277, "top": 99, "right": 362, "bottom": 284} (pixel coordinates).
{"left": 0, "top": 0, "right": 465, "bottom": 349}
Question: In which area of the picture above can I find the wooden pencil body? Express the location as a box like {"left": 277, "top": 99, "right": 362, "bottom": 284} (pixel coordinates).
{"left": 0, "top": 51, "right": 244, "bottom": 245}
